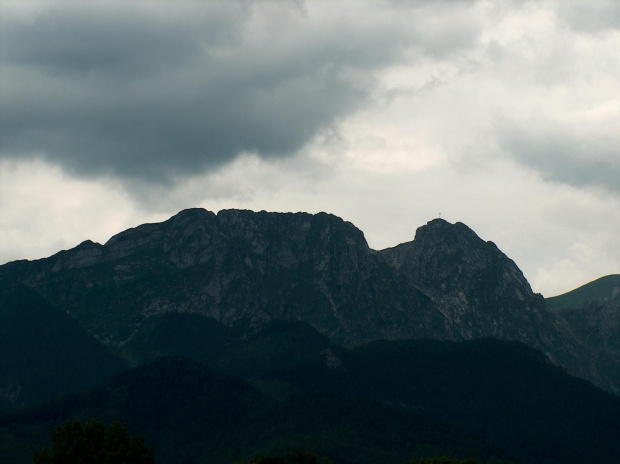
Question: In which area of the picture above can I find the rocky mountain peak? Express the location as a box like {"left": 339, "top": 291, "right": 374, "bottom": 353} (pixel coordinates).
{"left": 101, "top": 208, "right": 370, "bottom": 264}
{"left": 413, "top": 218, "right": 479, "bottom": 243}
{"left": 380, "top": 218, "right": 556, "bottom": 345}
{"left": 1, "top": 208, "right": 608, "bottom": 392}
{"left": 382, "top": 219, "right": 521, "bottom": 283}
{"left": 411, "top": 218, "right": 505, "bottom": 268}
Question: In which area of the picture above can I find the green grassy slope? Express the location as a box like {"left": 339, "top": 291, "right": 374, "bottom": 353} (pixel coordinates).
{"left": 546, "top": 274, "right": 620, "bottom": 309}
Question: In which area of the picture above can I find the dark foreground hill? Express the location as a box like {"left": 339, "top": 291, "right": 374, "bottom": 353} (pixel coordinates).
{"left": 3, "top": 337, "right": 620, "bottom": 464}
{"left": 0, "top": 355, "right": 510, "bottom": 464}
{"left": 270, "top": 337, "right": 620, "bottom": 464}
{"left": 0, "top": 280, "right": 127, "bottom": 410}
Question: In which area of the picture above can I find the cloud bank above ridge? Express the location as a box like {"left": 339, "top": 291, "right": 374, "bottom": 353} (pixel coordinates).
{"left": 1, "top": 1, "right": 482, "bottom": 184}
{"left": 1, "top": 0, "right": 619, "bottom": 296}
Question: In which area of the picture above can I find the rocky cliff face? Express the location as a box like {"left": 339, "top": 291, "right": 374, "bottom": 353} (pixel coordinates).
{"left": 3, "top": 209, "right": 438, "bottom": 347}
{"left": 0, "top": 208, "right": 610, "bottom": 391}
{"left": 381, "top": 220, "right": 544, "bottom": 338}
{"left": 379, "top": 219, "right": 603, "bottom": 387}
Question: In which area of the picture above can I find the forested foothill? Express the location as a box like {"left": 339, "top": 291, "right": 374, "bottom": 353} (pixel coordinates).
{"left": 2, "top": 332, "right": 620, "bottom": 463}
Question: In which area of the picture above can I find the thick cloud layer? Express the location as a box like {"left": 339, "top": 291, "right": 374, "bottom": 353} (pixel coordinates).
{"left": 495, "top": 118, "right": 620, "bottom": 194}
{"left": 1, "top": 1, "right": 479, "bottom": 183}
{"left": 1, "top": 0, "right": 619, "bottom": 296}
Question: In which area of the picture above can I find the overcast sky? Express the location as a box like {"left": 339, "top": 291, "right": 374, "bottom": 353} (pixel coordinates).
{"left": 1, "top": 0, "right": 619, "bottom": 297}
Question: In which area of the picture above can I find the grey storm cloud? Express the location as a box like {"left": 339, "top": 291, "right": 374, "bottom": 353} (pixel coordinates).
{"left": 0, "top": 0, "right": 481, "bottom": 184}
{"left": 557, "top": 0, "right": 620, "bottom": 33}
{"left": 495, "top": 119, "right": 620, "bottom": 195}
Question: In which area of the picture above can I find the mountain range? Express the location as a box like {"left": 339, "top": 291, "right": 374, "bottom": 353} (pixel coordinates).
{"left": 1, "top": 208, "right": 619, "bottom": 463}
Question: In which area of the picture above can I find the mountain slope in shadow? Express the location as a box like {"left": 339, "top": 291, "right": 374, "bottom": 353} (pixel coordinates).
{"left": 271, "top": 337, "right": 620, "bottom": 464}
{"left": 0, "top": 281, "right": 127, "bottom": 410}
{"left": 0, "top": 355, "right": 510, "bottom": 464}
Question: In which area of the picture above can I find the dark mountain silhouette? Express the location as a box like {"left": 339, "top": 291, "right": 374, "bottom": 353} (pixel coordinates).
{"left": 270, "top": 337, "right": 620, "bottom": 464}
{"left": 3, "top": 338, "right": 620, "bottom": 464}
{"left": 122, "top": 314, "right": 336, "bottom": 379}
{"left": 0, "top": 209, "right": 607, "bottom": 392}
{"left": 1, "top": 209, "right": 620, "bottom": 463}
